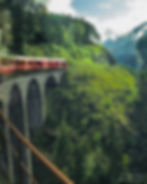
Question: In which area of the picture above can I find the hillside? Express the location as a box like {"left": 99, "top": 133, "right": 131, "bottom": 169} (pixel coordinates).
{"left": 104, "top": 22, "right": 147, "bottom": 69}
{"left": 21, "top": 13, "right": 116, "bottom": 65}
{"left": 137, "top": 33, "right": 147, "bottom": 67}
{"left": 2, "top": 1, "right": 146, "bottom": 184}
{"left": 0, "top": 9, "right": 116, "bottom": 65}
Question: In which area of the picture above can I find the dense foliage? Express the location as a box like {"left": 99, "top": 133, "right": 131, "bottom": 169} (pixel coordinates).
{"left": 1, "top": 0, "right": 147, "bottom": 184}
{"left": 0, "top": 0, "right": 115, "bottom": 65}
{"left": 0, "top": 0, "right": 100, "bottom": 54}
{"left": 130, "top": 70, "right": 147, "bottom": 180}
{"left": 33, "top": 63, "right": 137, "bottom": 184}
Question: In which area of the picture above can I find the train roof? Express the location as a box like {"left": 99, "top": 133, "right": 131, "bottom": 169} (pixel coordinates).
{"left": 14, "top": 56, "right": 66, "bottom": 61}
{"left": 0, "top": 56, "right": 66, "bottom": 62}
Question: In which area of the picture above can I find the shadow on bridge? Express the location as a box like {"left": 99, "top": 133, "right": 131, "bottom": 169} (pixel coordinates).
{"left": 8, "top": 84, "right": 28, "bottom": 184}
{"left": 27, "top": 80, "right": 42, "bottom": 129}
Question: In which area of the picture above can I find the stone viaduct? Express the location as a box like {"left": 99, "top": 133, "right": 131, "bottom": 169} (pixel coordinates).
{"left": 0, "top": 69, "right": 65, "bottom": 184}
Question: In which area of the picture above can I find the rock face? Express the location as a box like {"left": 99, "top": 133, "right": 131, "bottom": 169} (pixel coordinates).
{"left": 104, "top": 22, "right": 147, "bottom": 69}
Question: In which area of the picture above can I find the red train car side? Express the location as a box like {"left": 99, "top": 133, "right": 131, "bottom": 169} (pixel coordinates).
{"left": 0, "top": 56, "right": 67, "bottom": 75}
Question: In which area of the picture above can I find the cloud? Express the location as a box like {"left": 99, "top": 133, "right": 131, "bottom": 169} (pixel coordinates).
{"left": 98, "top": 2, "right": 113, "bottom": 10}
{"left": 85, "top": 0, "right": 147, "bottom": 40}
{"left": 73, "top": 0, "right": 129, "bottom": 18}
{"left": 47, "top": 0, "right": 147, "bottom": 40}
{"left": 48, "top": 0, "right": 77, "bottom": 16}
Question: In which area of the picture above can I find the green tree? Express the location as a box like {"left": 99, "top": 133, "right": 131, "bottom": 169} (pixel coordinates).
{"left": 137, "top": 35, "right": 147, "bottom": 68}
{"left": 130, "top": 70, "right": 147, "bottom": 183}
{"left": 33, "top": 63, "right": 137, "bottom": 184}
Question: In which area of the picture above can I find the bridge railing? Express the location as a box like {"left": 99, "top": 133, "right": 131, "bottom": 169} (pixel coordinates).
{"left": 0, "top": 111, "right": 74, "bottom": 184}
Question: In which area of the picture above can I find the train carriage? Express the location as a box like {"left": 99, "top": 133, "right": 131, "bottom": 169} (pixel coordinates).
{"left": 0, "top": 58, "right": 16, "bottom": 74}
{"left": 0, "top": 56, "right": 67, "bottom": 75}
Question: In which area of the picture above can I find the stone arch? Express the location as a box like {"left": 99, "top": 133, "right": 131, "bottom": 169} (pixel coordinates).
{"left": 0, "top": 101, "right": 6, "bottom": 165}
{"left": 45, "top": 76, "right": 58, "bottom": 96}
{"left": 8, "top": 84, "right": 24, "bottom": 132}
{"left": 27, "top": 79, "right": 42, "bottom": 129}
{"left": 60, "top": 72, "right": 67, "bottom": 87}
{"left": 8, "top": 84, "right": 25, "bottom": 184}
{"left": 0, "top": 101, "right": 3, "bottom": 110}
{"left": 0, "top": 101, "right": 3, "bottom": 129}
{"left": 0, "top": 100, "right": 4, "bottom": 133}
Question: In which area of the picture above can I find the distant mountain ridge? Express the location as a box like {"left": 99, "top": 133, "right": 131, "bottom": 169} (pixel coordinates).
{"left": 104, "top": 22, "right": 147, "bottom": 69}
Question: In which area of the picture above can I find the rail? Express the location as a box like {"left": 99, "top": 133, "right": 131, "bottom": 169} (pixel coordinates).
{"left": 0, "top": 111, "right": 74, "bottom": 184}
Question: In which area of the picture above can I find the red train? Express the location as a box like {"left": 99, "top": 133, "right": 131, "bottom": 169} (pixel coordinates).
{"left": 0, "top": 56, "right": 67, "bottom": 75}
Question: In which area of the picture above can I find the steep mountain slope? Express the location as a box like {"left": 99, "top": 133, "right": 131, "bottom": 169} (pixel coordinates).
{"left": 137, "top": 33, "right": 147, "bottom": 68}
{"left": 104, "top": 22, "right": 147, "bottom": 69}
{"left": 23, "top": 13, "right": 116, "bottom": 65}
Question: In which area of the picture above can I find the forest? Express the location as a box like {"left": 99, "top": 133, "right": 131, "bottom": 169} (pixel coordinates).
{"left": 1, "top": 0, "right": 147, "bottom": 183}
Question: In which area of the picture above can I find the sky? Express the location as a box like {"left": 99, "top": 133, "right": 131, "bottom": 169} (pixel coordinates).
{"left": 48, "top": 0, "right": 147, "bottom": 40}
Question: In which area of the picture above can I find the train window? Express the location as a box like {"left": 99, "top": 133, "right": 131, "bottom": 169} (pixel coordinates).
{"left": 1, "top": 59, "right": 11, "bottom": 65}
{"left": 37, "top": 61, "right": 41, "bottom": 65}
{"left": 28, "top": 61, "right": 34, "bottom": 65}
{"left": 16, "top": 61, "right": 24, "bottom": 65}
